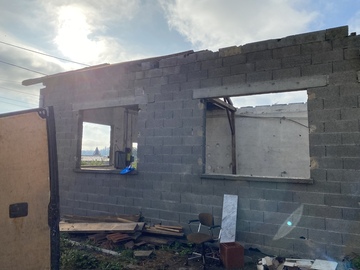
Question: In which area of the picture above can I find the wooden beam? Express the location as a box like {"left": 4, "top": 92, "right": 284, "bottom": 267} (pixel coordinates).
{"left": 143, "top": 227, "right": 184, "bottom": 237}
{"left": 194, "top": 75, "right": 328, "bottom": 99}
{"left": 59, "top": 222, "right": 144, "bottom": 233}
{"left": 62, "top": 214, "right": 141, "bottom": 223}
{"left": 230, "top": 111, "right": 236, "bottom": 174}
{"left": 208, "top": 98, "right": 236, "bottom": 112}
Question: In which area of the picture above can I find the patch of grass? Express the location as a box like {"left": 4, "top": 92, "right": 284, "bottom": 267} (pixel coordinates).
{"left": 353, "top": 256, "right": 360, "bottom": 269}
{"left": 61, "top": 247, "right": 100, "bottom": 270}
{"left": 60, "top": 234, "right": 125, "bottom": 270}
{"left": 119, "top": 249, "right": 137, "bottom": 264}
{"left": 161, "top": 241, "right": 194, "bottom": 256}
{"left": 59, "top": 234, "right": 196, "bottom": 269}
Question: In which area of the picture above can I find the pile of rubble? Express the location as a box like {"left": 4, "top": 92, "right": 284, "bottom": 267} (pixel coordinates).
{"left": 60, "top": 213, "right": 186, "bottom": 253}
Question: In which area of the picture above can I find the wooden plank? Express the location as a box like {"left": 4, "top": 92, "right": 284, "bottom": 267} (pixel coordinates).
{"left": 144, "top": 227, "right": 184, "bottom": 237}
{"left": 62, "top": 214, "right": 141, "bottom": 223}
{"left": 136, "top": 223, "right": 145, "bottom": 230}
{"left": 157, "top": 225, "right": 183, "bottom": 230}
{"left": 137, "top": 236, "right": 171, "bottom": 245}
{"left": 208, "top": 98, "right": 236, "bottom": 112}
{"left": 59, "top": 222, "right": 144, "bottom": 233}
{"left": 106, "top": 233, "right": 131, "bottom": 243}
{"left": 154, "top": 225, "right": 182, "bottom": 233}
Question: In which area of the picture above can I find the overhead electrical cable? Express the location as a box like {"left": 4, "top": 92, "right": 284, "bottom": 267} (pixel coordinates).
{"left": 0, "top": 78, "right": 21, "bottom": 83}
{"left": 0, "top": 100, "right": 32, "bottom": 108}
{"left": 0, "top": 85, "right": 39, "bottom": 97}
{"left": 0, "top": 95, "right": 38, "bottom": 106}
{"left": 0, "top": 59, "right": 47, "bottom": 75}
{"left": 0, "top": 40, "right": 90, "bottom": 66}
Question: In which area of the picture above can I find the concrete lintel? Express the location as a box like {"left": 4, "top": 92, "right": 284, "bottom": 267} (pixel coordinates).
{"left": 193, "top": 75, "right": 329, "bottom": 99}
{"left": 201, "top": 174, "right": 314, "bottom": 184}
{"left": 72, "top": 95, "right": 147, "bottom": 111}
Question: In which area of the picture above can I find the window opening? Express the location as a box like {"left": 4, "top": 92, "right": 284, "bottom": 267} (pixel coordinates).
{"left": 81, "top": 122, "right": 110, "bottom": 167}
{"left": 206, "top": 90, "right": 310, "bottom": 179}
{"left": 78, "top": 106, "right": 138, "bottom": 171}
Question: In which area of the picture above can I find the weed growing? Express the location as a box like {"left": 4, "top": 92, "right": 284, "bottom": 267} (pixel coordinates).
{"left": 60, "top": 234, "right": 122, "bottom": 270}
{"left": 59, "top": 232, "right": 201, "bottom": 270}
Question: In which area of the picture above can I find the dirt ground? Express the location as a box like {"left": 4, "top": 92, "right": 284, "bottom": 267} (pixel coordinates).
{"left": 124, "top": 248, "right": 264, "bottom": 270}
{"left": 61, "top": 233, "right": 352, "bottom": 269}
{"left": 61, "top": 233, "right": 264, "bottom": 269}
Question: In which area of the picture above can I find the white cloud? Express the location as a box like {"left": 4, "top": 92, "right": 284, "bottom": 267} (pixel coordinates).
{"left": 348, "top": 10, "right": 360, "bottom": 34}
{"left": 0, "top": 0, "right": 146, "bottom": 115}
{"left": 82, "top": 122, "right": 111, "bottom": 150}
{"left": 0, "top": 44, "right": 57, "bottom": 113}
{"left": 159, "top": 0, "right": 318, "bottom": 51}
{"left": 38, "top": 0, "right": 143, "bottom": 65}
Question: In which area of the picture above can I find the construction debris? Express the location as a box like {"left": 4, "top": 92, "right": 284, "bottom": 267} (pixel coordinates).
{"left": 62, "top": 214, "right": 141, "bottom": 223}
{"left": 106, "top": 232, "right": 132, "bottom": 243}
{"left": 257, "top": 256, "right": 338, "bottom": 270}
{"left": 143, "top": 224, "right": 184, "bottom": 237}
{"left": 60, "top": 214, "right": 185, "bottom": 251}
{"left": 59, "top": 222, "right": 144, "bottom": 233}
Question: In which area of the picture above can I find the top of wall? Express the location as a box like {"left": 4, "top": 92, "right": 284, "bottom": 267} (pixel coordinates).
{"left": 217, "top": 25, "right": 350, "bottom": 57}
{"left": 236, "top": 102, "right": 307, "bottom": 117}
{"left": 22, "top": 25, "right": 351, "bottom": 86}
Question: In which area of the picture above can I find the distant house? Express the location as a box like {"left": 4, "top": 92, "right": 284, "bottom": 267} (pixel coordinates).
{"left": 23, "top": 26, "right": 360, "bottom": 259}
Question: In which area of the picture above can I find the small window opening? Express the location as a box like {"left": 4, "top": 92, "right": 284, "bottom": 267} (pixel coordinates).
{"left": 77, "top": 106, "right": 138, "bottom": 171}
{"left": 81, "top": 122, "right": 111, "bottom": 167}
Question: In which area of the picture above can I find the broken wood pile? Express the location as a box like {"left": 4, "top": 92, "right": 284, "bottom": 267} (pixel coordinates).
{"left": 60, "top": 214, "right": 185, "bottom": 250}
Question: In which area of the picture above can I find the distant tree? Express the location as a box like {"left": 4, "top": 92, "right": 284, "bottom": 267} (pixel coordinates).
{"left": 93, "top": 147, "right": 101, "bottom": 156}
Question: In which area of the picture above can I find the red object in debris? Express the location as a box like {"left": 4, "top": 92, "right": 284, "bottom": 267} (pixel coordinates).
{"left": 220, "top": 242, "right": 244, "bottom": 269}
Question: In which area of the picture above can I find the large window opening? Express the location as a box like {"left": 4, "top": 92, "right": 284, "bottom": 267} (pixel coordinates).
{"left": 205, "top": 90, "right": 310, "bottom": 179}
{"left": 77, "top": 105, "right": 138, "bottom": 171}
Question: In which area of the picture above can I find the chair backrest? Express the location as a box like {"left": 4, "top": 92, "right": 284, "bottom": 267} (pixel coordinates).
{"left": 198, "top": 213, "right": 214, "bottom": 227}
{"left": 197, "top": 213, "right": 221, "bottom": 240}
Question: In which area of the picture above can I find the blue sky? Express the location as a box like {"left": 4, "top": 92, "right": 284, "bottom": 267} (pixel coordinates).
{"left": 1, "top": 0, "right": 360, "bottom": 114}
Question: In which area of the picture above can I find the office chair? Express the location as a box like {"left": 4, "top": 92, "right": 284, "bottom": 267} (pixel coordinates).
{"left": 186, "top": 213, "right": 221, "bottom": 267}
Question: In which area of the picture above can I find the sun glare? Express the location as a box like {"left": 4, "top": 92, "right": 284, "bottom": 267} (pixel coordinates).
{"left": 55, "top": 5, "right": 103, "bottom": 63}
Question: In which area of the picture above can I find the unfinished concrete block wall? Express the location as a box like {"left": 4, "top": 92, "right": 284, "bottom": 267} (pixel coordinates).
{"left": 36, "top": 26, "right": 360, "bottom": 259}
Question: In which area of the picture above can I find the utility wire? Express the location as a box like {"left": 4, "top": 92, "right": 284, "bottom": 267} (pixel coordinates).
{"left": 0, "top": 95, "right": 38, "bottom": 106}
{"left": 0, "top": 100, "right": 33, "bottom": 109}
{"left": 0, "top": 40, "right": 90, "bottom": 67}
{"left": 0, "top": 85, "right": 39, "bottom": 98}
{"left": 0, "top": 59, "right": 47, "bottom": 75}
{"left": 0, "top": 78, "right": 20, "bottom": 84}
